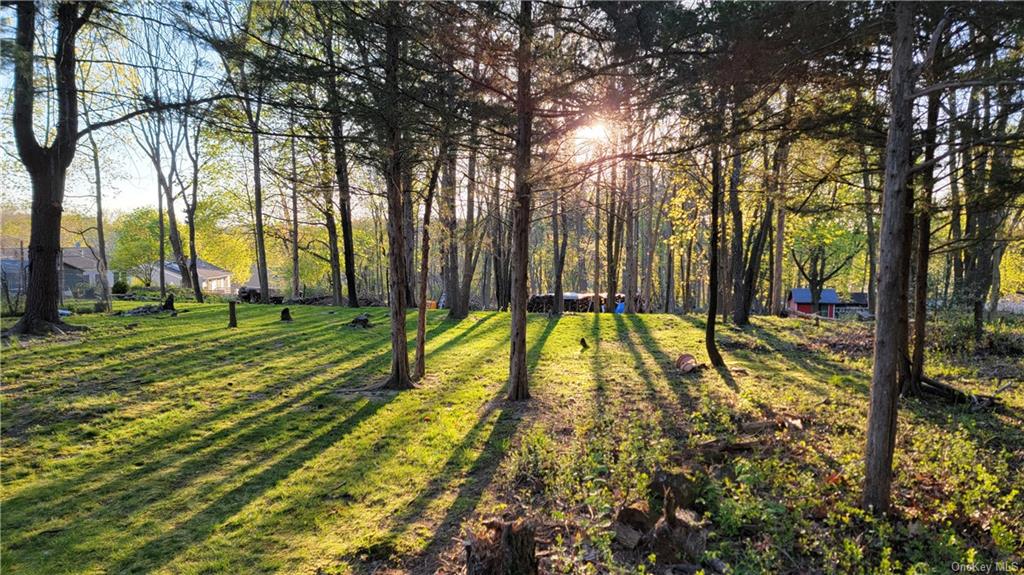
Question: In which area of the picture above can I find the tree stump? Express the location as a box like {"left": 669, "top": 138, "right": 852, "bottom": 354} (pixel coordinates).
{"left": 228, "top": 301, "right": 237, "bottom": 328}
{"left": 648, "top": 490, "right": 707, "bottom": 565}
{"left": 465, "top": 519, "right": 539, "bottom": 575}
{"left": 162, "top": 293, "right": 175, "bottom": 311}
{"left": 280, "top": 307, "right": 293, "bottom": 322}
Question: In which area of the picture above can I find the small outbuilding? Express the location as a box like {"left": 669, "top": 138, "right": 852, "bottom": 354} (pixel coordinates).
{"left": 787, "top": 288, "right": 840, "bottom": 319}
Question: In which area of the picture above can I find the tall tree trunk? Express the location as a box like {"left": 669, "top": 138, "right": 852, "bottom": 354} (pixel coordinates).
{"left": 605, "top": 159, "right": 621, "bottom": 311}
{"left": 414, "top": 149, "right": 444, "bottom": 380}
{"left": 321, "top": 139, "right": 344, "bottom": 306}
{"left": 290, "top": 127, "right": 301, "bottom": 299}
{"left": 643, "top": 165, "right": 667, "bottom": 313}
{"left": 458, "top": 120, "right": 482, "bottom": 316}
{"left": 248, "top": 106, "right": 270, "bottom": 304}
{"left": 623, "top": 158, "right": 638, "bottom": 313}
{"left": 161, "top": 170, "right": 190, "bottom": 291}
{"left": 9, "top": 2, "right": 95, "bottom": 334}
{"left": 508, "top": 0, "right": 533, "bottom": 401}
{"left": 593, "top": 167, "right": 602, "bottom": 313}
{"left": 728, "top": 126, "right": 744, "bottom": 321}
{"left": 324, "top": 29, "right": 359, "bottom": 307}
{"left": 684, "top": 236, "right": 693, "bottom": 313}
{"left": 159, "top": 179, "right": 166, "bottom": 299}
{"left": 706, "top": 129, "right": 725, "bottom": 367}
{"left": 909, "top": 91, "right": 941, "bottom": 393}
{"left": 403, "top": 146, "right": 416, "bottom": 308}
{"left": 185, "top": 113, "right": 204, "bottom": 303}
{"left": 860, "top": 147, "right": 878, "bottom": 313}
{"left": 87, "top": 129, "right": 111, "bottom": 312}
{"left": 664, "top": 225, "right": 675, "bottom": 313}
{"left": 968, "top": 88, "right": 1011, "bottom": 339}
{"left": 488, "top": 163, "right": 509, "bottom": 311}
{"left": 551, "top": 190, "right": 568, "bottom": 315}
{"left": 718, "top": 176, "right": 730, "bottom": 323}
{"left": 734, "top": 200, "right": 773, "bottom": 325}
{"left": 441, "top": 144, "right": 461, "bottom": 318}
{"left": 382, "top": 2, "right": 412, "bottom": 390}
{"left": 864, "top": 2, "right": 915, "bottom": 514}
{"left": 770, "top": 204, "right": 785, "bottom": 315}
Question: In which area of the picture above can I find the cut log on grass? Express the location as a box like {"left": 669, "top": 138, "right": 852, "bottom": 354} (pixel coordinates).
{"left": 675, "top": 353, "right": 706, "bottom": 374}
{"left": 465, "top": 519, "right": 539, "bottom": 575}
{"left": 280, "top": 307, "right": 293, "bottom": 322}
{"left": 116, "top": 304, "right": 175, "bottom": 317}
{"left": 348, "top": 313, "right": 373, "bottom": 328}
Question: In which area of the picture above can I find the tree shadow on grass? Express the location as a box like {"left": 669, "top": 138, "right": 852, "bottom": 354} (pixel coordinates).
{"left": 617, "top": 313, "right": 705, "bottom": 406}
{"left": 675, "top": 315, "right": 1024, "bottom": 481}
{"left": 2, "top": 311, "right": 496, "bottom": 566}
{"left": 102, "top": 398, "right": 391, "bottom": 575}
{"left": 370, "top": 315, "right": 557, "bottom": 572}
{"left": 3, "top": 313, "right": 499, "bottom": 532}
{"left": 677, "top": 314, "right": 861, "bottom": 397}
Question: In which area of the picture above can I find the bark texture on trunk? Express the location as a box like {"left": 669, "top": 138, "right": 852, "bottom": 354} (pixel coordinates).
{"left": 705, "top": 129, "right": 725, "bottom": 367}
{"left": 86, "top": 128, "right": 112, "bottom": 312}
{"left": 249, "top": 113, "right": 270, "bottom": 304}
{"left": 457, "top": 120, "right": 482, "bottom": 316}
{"left": 864, "top": 2, "right": 915, "bottom": 514}
{"left": 9, "top": 2, "right": 96, "bottom": 334}
{"left": 727, "top": 127, "right": 744, "bottom": 322}
{"left": 324, "top": 28, "right": 359, "bottom": 307}
{"left": 909, "top": 91, "right": 941, "bottom": 393}
{"left": 382, "top": 2, "right": 412, "bottom": 390}
{"left": 441, "top": 145, "right": 460, "bottom": 318}
{"left": 623, "top": 159, "right": 638, "bottom": 313}
{"left": 290, "top": 129, "right": 301, "bottom": 300}
{"left": 508, "top": 0, "right": 533, "bottom": 401}
{"left": 734, "top": 200, "right": 773, "bottom": 325}
{"left": 414, "top": 149, "right": 444, "bottom": 380}
{"left": 860, "top": 147, "right": 878, "bottom": 313}
{"left": 551, "top": 190, "right": 568, "bottom": 315}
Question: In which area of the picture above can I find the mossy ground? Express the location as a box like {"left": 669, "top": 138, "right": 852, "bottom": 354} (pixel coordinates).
{"left": 1, "top": 304, "right": 1021, "bottom": 574}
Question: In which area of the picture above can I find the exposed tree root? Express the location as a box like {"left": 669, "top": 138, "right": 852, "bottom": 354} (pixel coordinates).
{"left": 3, "top": 317, "right": 87, "bottom": 339}
{"left": 337, "top": 373, "right": 416, "bottom": 394}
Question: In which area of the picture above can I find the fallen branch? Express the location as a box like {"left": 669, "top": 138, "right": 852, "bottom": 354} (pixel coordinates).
{"left": 904, "top": 356, "right": 998, "bottom": 409}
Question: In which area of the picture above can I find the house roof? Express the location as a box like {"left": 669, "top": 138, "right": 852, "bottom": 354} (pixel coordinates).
{"left": 789, "top": 288, "right": 840, "bottom": 305}
{"left": 61, "top": 247, "right": 103, "bottom": 272}
{"left": 162, "top": 259, "right": 231, "bottom": 281}
{"left": 2, "top": 248, "right": 104, "bottom": 272}
{"left": 849, "top": 292, "right": 869, "bottom": 306}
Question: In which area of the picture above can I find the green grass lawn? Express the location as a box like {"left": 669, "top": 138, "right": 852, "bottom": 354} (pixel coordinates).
{"left": 2, "top": 304, "right": 1021, "bottom": 574}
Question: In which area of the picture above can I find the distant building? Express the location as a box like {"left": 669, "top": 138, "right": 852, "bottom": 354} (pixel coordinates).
{"left": 787, "top": 288, "right": 840, "bottom": 318}
{"left": 61, "top": 247, "right": 117, "bottom": 292}
{"left": 834, "top": 292, "right": 871, "bottom": 317}
{"left": 1, "top": 246, "right": 117, "bottom": 297}
{"left": 151, "top": 259, "right": 233, "bottom": 294}
{"left": 997, "top": 293, "right": 1024, "bottom": 315}
{"left": 240, "top": 263, "right": 287, "bottom": 291}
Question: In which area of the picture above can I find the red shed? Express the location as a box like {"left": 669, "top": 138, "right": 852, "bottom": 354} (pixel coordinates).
{"left": 787, "top": 288, "right": 839, "bottom": 318}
